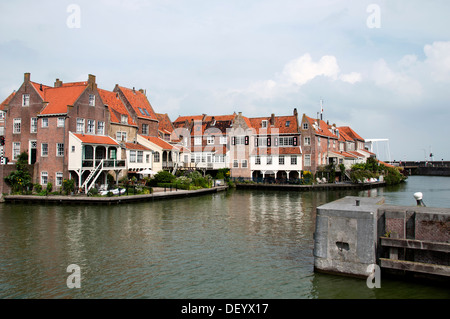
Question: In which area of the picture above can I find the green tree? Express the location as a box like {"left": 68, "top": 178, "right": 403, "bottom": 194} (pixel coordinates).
{"left": 4, "top": 152, "right": 32, "bottom": 194}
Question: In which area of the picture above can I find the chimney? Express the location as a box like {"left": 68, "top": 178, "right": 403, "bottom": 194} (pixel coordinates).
{"left": 88, "top": 74, "right": 97, "bottom": 90}
{"left": 54, "top": 78, "right": 63, "bottom": 88}
{"left": 270, "top": 113, "right": 275, "bottom": 125}
{"left": 133, "top": 87, "right": 135, "bottom": 93}
{"left": 139, "top": 89, "right": 144, "bottom": 94}
{"left": 24, "top": 72, "right": 31, "bottom": 82}
{"left": 293, "top": 108, "right": 298, "bottom": 116}
{"left": 39, "top": 84, "right": 43, "bottom": 91}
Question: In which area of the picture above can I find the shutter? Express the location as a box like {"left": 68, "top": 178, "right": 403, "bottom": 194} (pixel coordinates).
{"left": 255, "top": 137, "right": 258, "bottom": 147}
{"left": 232, "top": 136, "right": 236, "bottom": 145}
{"left": 245, "top": 136, "right": 249, "bottom": 145}
{"left": 293, "top": 136, "right": 298, "bottom": 146}
{"left": 274, "top": 137, "right": 278, "bottom": 146}
{"left": 267, "top": 137, "right": 271, "bottom": 147}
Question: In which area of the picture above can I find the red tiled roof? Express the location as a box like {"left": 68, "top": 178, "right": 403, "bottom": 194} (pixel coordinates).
{"left": 98, "top": 88, "right": 136, "bottom": 126}
{"left": 304, "top": 116, "right": 338, "bottom": 139}
{"left": 348, "top": 151, "right": 366, "bottom": 158}
{"left": 30, "top": 81, "right": 52, "bottom": 99}
{"left": 73, "top": 133, "right": 118, "bottom": 145}
{"left": 378, "top": 160, "right": 396, "bottom": 168}
{"left": 338, "top": 126, "right": 364, "bottom": 142}
{"left": 249, "top": 115, "right": 298, "bottom": 134}
{"left": 141, "top": 135, "right": 175, "bottom": 150}
{"left": 156, "top": 113, "right": 175, "bottom": 134}
{"left": 40, "top": 84, "right": 87, "bottom": 115}
{"left": 117, "top": 86, "right": 157, "bottom": 121}
{"left": 124, "top": 142, "right": 151, "bottom": 151}
{"left": 329, "top": 151, "right": 358, "bottom": 158}
{"left": 0, "top": 91, "right": 16, "bottom": 111}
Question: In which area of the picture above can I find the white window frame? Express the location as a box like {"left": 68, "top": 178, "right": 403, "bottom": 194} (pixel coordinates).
{"left": 41, "top": 143, "right": 48, "bottom": 157}
{"left": 41, "top": 171, "right": 48, "bottom": 186}
{"left": 121, "top": 115, "right": 128, "bottom": 124}
{"left": 142, "top": 124, "right": 149, "bottom": 135}
{"left": 261, "top": 120, "right": 268, "bottom": 128}
{"left": 241, "top": 159, "right": 248, "bottom": 168}
{"left": 291, "top": 155, "right": 297, "bottom": 165}
{"left": 255, "top": 156, "right": 261, "bottom": 165}
{"left": 266, "top": 156, "right": 272, "bottom": 165}
{"left": 129, "top": 150, "right": 136, "bottom": 163}
{"left": 137, "top": 151, "right": 143, "bottom": 163}
{"left": 41, "top": 118, "right": 49, "bottom": 128}
{"left": 56, "top": 172, "right": 63, "bottom": 186}
{"left": 207, "top": 136, "right": 215, "bottom": 145}
{"left": 220, "top": 136, "right": 227, "bottom": 144}
{"left": 194, "top": 137, "right": 202, "bottom": 146}
{"left": 304, "top": 137, "right": 311, "bottom": 146}
{"left": 57, "top": 117, "right": 65, "bottom": 127}
{"left": 279, "top": 155, "right": 285, "bottom": 165}
{"left": 304, "top": 154, "right": 311, "bottom": 167}
{"left": 302, "top": 123, "right": 308, "bottom": 130}
{"left": 87, "top": 119, "right": 95, "bottom": 134}
{"left": 233, "top": 159, "right": 239, "bottom": 168}
{"left": 56, "top": 143, "right": 64, "bottom": 157}
{"left": 76, "top": 118, "right": 85, "bottom": 133}
{"left": 13, "top": 142, "right": 20, "bottom": 160}
{"left": 31, "top": 118, "right": 38, "bottom": 133}
{"left": 97, "top": 121, "right": 105, "bottom": 135}
{"left": 13, "top": 118, "right": 21, "bottom": 134}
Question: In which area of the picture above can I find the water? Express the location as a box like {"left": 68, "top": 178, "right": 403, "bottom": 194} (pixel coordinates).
{"left": 0, "top": 176, "right": 449, "bottom": 299}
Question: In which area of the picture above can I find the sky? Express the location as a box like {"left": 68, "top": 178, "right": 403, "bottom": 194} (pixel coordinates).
{"left": 1, "top": 0, "right": 449, "bottom": 161}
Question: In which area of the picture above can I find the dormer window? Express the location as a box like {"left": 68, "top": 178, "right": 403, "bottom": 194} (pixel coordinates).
{"left": 121, "top": 115, "right": 128, "bottom": 124}
{"left": 285, "top": 121, "right": 290, "bottom": 127}
{"left": 262, "top": 120, "right": 268, "bottom": 128}
{"left": 302, "top": 123, "right": 308, "bottom": 130}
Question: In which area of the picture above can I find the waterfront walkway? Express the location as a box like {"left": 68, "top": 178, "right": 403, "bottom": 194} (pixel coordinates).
{"left": 2, "top": 186, "right": 229, "bottom": 205}
{"left": 235, "top": 181, "right": 386, "bottom": 191}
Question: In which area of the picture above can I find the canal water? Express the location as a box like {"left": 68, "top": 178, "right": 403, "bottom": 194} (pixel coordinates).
{"left": 0, "top": 176, "right": 449, "bottom": 299}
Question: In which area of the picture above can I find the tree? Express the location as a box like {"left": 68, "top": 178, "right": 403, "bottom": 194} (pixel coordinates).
{"left": 4, "top": 152, "right": 32, "bottom": 194}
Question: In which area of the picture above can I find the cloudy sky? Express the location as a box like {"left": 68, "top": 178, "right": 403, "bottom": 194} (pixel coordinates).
{"left": 1, "top": 0, "right": 449, "bottom": 161}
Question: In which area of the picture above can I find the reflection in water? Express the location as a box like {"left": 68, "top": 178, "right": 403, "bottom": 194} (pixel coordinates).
{"left": 0, "top": 176, "right": 449, "bottom": 299}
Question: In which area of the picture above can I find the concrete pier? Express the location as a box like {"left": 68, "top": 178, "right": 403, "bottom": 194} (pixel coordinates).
{"left": 314, "top": 196, "right": 450, "bottom": 281}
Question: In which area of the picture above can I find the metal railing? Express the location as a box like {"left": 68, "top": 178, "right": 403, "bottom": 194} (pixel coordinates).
{"left": 82, "top": 159, "right": 126, "bottom": 168}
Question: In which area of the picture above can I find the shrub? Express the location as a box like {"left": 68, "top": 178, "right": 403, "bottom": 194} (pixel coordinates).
{"left": 88, "top": 188, "right": 98, "bottom": 196}
{"left": 62, "top": 179, "right": 75, "bottom": 195}
{"left": 34, "top": 183, "right": 42, "bottom": 194}
{"left": 46, "top": 182, "right": 53, "bottom": 194}
{"left": 153, "top": 171, "right": 176, "bottom": 184}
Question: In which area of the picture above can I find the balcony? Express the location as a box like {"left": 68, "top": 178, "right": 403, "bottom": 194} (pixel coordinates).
{"left": 82, "top": 159, "right": 126, "bottom": 169}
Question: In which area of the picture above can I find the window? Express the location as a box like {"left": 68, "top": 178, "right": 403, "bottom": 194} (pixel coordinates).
{"left": 13, "top": 142, "right": 20, "bottom": 160}
{"left": 220, "top": 136, "right": 227, "bottom": 144}
{"left": 242, "top": 160, "right": 248, "bottom": 168}
{"left": 129, "top": 150, "right": 136, "bottom": 163}
{"left": 267, "top": 156, "right": 272, "bottom": 165}
{"left": 138, "top": 107, "right": 145, "bottom": 115}
{"left": 233, "top": 160, "right": 239, "bottom": 168}
{"left": 146, "top": 154, "right": 150, "bottom": 163}
{"left": 194, "top": 137, "right": 202, "bottom": 146}
{"left": 76, "top": 118, "right": 85, "bottom": 133}
{"left": 153, "top": 152, "right": 160, "bottom": 163}
{"left": 41, "top": 118, "right": 49, "bottom": 128}
{"left": 291, "top": 156, "right": 297, "bottom": 165}
{"left": 303, "top": 123, "right": 308, "bottom": 130}
{"left": 142, "top": 124, "right": 149, "bottom": 135}
{"left": 0, "top": 111, "right": 4, "bottom": 120}
{"left": 13, "top": 118, "right": 21, "bottom": 134}
{"left": 207, "top": 136, "right": 215, "bottom": 145}
{"left": 31, "top": 118, "right": 38, "bottom": 133}
{"left": 72, "top": 146, "right": 75, "bottom": 153}
{"left": 304, "top": 137, "right": 311, "bottom": 146}
{"left": 56, "top": 173, "right": 63, "bottom": 186}
{"left": 22, "top": 94, "right": 30, "bottom": 106}
{"left": 87, "top": 120, "right": 95, "bottom": 134}
{"left": 116, "top": 131, "right": 127, "bottom": 142}
{"left": 234, "top": 136, "right": 246, "bottom": 145}
{"left": 304, "top": 154, "right": 311, "bottom": 167}
{"left": 121, "top": 115, "right": 128, "bottom": 124}
{"left": 143, "top": 109, "right": 150, "bottom": 116}
{"left": 41, "top": 143, "right": 48, "bottom": 157}
{"left": 256, "top": 137, "right": 268, "bottom": 147}
{"left": 255, "top": 156, "right": 261, "bottom": 165}
{"left": 57, "top": 117, "right": 65, "bottom": 127}
{"left": 279, "top": 137, "right": 294, "bottom": 146}
{"left": 41, "top": 172, "right": 48, "bottom": 185}
{"left": 285, "top": 121, "right": 290, "bottom": 127}
{"left": 89, "top": 94, "right": 95, "bottom": 106}
{"left": 262, "top": 120, "right": 268, "bottom": 128}
{"left": 97, "top": 121, "right": 105, "bottom": 135}
{"left": 137, "top": 151, "right": 143, "bottom": 163}
{"left": 279, "top": 155, "right": 285, "bottom": 165}
{"left": 57, "top": 143, "right": 64, "bottom": 157}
